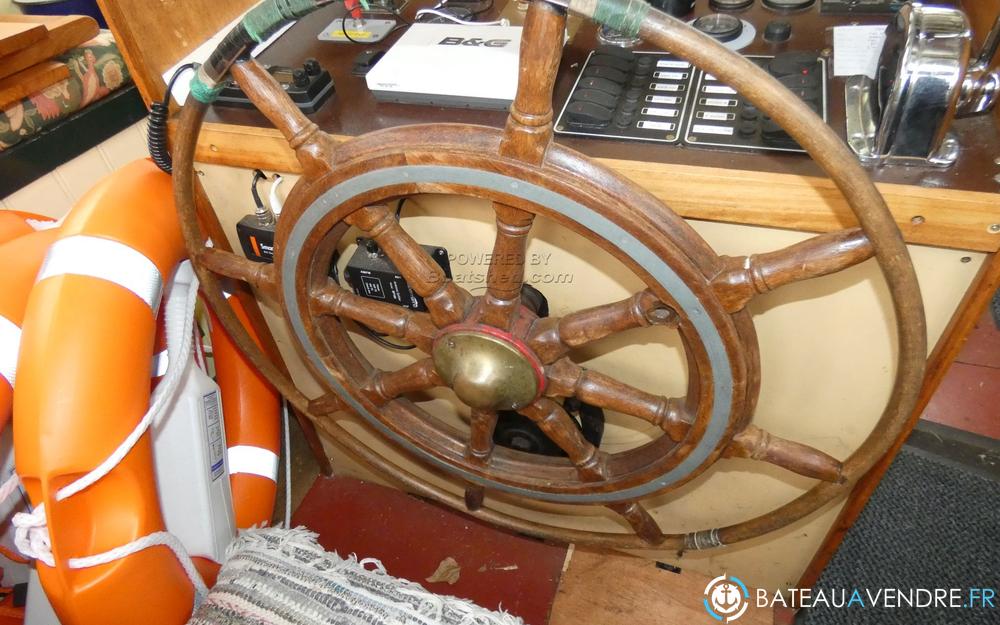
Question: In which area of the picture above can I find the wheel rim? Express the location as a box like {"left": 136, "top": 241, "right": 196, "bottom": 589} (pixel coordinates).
{"left": 171, "top": 0, "right": 926, "bottom": 549}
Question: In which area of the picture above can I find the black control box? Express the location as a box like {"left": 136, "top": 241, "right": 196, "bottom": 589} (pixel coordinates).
{"left": 236, "top": 216, "right": 275, "bottom": 263}
{"left": 343, "top": 237, "right": 452, "bottom": 312}
{"left": 555, "top": 48, "right": 827, "bottom": 154}
{"left": 216, "top": 59, "right": 335, "bottom": 114}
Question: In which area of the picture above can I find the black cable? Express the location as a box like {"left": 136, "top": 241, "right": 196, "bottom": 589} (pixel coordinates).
{"left": 358, "top": 323, "right": 417, "bottom": 350}
{"left": 251, "top": 169, "right": 267, "bottom": 211}
{"left": 148, "top": 62, "right": 197, "bottom": 173}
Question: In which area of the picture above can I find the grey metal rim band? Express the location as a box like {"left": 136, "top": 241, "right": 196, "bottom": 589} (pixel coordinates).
{"left": 283, "top": 164, "right": 735, "bottom": 503}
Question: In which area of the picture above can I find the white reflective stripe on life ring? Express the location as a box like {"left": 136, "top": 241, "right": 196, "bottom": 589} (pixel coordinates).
{"left": 227, "top": 445, "right": 279, "bottom": 481}
{"left": 0, "top": 316, "right": 20, "bottom": 387}
{"left": 36, "top": 235, "right": 164, "bottom": 311}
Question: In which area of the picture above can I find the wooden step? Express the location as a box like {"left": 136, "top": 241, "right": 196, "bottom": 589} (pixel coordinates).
{"left": 0, "top": 15, "right": 99, "bottom": 80}
{"left": 0, "top": 60, "right": 69, "bottom": 109}
{"left": 0, "top": 21, "right": 46, "bottom": 58}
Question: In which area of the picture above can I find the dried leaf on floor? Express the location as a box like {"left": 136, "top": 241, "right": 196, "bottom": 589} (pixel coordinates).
{"left": 426, "top": 556, "right": 461, "bottom": 585}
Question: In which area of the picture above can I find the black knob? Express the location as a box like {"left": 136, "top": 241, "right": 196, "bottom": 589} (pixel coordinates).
{"left": 303, "top": 58, "right": 322, "bottom": 76}
{"left": 763, "top": 20, "right": 792, "bottom": 43}
{"left": 365, "top": 239, "right": 380, "bottom": 255}
{"left": 292, "top": 68, "right": 309, "bottom": 88}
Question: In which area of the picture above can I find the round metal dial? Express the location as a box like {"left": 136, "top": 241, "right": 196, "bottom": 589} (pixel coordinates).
{"left": 762, "top": 0, "right": 815, "bottom": 11}
{"left": 692, "top": 13, "right": 745, "bottom": 42}
{"left": 709, "top": 0, "right": 755, "bottom": 11}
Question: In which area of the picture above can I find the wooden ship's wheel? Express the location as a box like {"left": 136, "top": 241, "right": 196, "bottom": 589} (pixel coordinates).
{"left": 172, "top": 0, "right": 926, "bottom": 549}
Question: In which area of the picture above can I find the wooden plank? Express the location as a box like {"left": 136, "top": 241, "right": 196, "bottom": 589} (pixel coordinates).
{"left": 0, "top": 15, "right": 98, "bottom": 80}
{"left": 0, "top": 22, "right": 46, "bottom": 58}
{"left": 0, "top": 61, "right": 69, "bottom": 110}
{"left": 97, "top": 0, "right": 256, "bottom": 106}
{"left": 550, "top": 547, "right": 772, "bottom": 625}
{"left": 796, "top": 249, "right": 1000, "bottom": 592}
{"left": 182, "top": 121, "right": 1000, "bottom": 253}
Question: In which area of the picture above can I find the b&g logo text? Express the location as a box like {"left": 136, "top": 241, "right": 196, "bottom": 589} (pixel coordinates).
{"left": 438, "top": 37, "right": 511, "bottom": 47}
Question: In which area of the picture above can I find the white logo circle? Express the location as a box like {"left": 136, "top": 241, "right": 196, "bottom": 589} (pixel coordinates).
{"left": 704, "top": 574, "right": 749, "bottom": 622}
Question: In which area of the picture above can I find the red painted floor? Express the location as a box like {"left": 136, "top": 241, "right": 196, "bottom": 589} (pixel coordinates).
{"left": 291, "top": 476, "right": 567, "bottom": 625}
{"left": 287, "top": 304, "right": 998, "bottom": 625}
{"left": 921, "top": 307, "right": 1000, "bottom": 440}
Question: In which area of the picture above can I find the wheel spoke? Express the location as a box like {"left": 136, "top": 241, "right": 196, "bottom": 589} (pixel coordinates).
{"left": 230, "top": 59, "right": 339, "bottom": 179}
{"left": 711, "top": 228, "right": 873, "bottom": 313}
{"left": 607, "top": 502, "right": 666, "bottom": 545}
{"left": 463, "top": 408, "right": 499, "bottom": 512}
{"left": 497, "top": 1, "right": 566, "bottom": 164}
{"left": 197, "top": 248, "right": 278, "bottom": 302}
{"left": 347, "top": 204, "right": 471, "bottom": 327}
{"left": 310, "top": 283, "right": 437, "bottom": 352}
{"left": 546, "top": 359, "right": 690, "bottom": 442}
{"left": 307, "top": 392, "right": 346, "bottom": 417}
{"left": 723, "top": 425, "right": 844, "bottom": 482}
{"left": 520, "top": 398, "right": 608, "bottom": 482}
{"left": 364, "top": 358, "right": 442, "bottom": 405}
{"left": 478, "top": 204, "right": 534, "bottom": 330}
{"left": 468, "top": 408, "right": 500, "bottom": 465}
{"left": 527, "top": 290, "right": 678, "bottom": 364}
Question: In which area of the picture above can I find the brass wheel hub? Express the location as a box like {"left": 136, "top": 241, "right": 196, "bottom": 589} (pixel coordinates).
{"left": 432, "top": 326, "right": 545, "bottom": 411}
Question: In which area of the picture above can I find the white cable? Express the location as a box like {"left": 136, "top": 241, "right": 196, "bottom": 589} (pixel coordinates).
{"left": 269, "top": 175, "right": 284, "bottom": 218}
{"left": 283, "top": 400, "right": 291, "bottom": 528}
{"left": 414, "top": 8, "right": 508, "bottom": 26}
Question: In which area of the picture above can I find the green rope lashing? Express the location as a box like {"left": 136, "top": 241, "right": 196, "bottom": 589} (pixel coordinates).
{"left": 243, "top": 0, "right": 318, "bottom": 43}
{"left": 189, "top": 73, "right": 225, "bottom": 104}
{"left": 591, "top": 0, "right": 649, "bottom": 39}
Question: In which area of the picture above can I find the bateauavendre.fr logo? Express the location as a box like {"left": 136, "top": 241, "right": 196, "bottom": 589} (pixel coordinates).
{"left": 703, "top": 574, "right": 997, "bottom": 622}
{"left": 703, "top": 574, "right": 749, "bottom": 622}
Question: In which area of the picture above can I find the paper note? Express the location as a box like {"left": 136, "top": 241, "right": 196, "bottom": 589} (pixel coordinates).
{"left": 833, "top": 24, "right": 888, "bottom": 79}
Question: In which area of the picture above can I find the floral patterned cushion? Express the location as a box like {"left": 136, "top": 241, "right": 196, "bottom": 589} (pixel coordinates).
{"left": 0, "top": 31, "right": 132, "bottom": 151}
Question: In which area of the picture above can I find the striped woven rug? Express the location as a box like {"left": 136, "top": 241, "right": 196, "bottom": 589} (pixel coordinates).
{"left": 188, "top": 527, "right": 525, "bottom": 625}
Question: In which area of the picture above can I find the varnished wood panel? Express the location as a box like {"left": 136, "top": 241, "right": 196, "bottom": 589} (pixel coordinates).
{"left": 550, "top": 548, "right": 773, "bottom": 625}
{"left": 96, "top": 0, "right": 255, "bottom": 105}
{"left": 184, "top": 122, "right": 1000, "bottom": 252}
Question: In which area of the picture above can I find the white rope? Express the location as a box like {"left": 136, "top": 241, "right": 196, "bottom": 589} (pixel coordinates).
{"left": 55, "top": 261, "right": 198, "bottom": 501}
{"left": 12, "top": 504, "right": 52, "bottom": 568}
{"left": 69, "top": 531, "right": 209, "bottom": 598}
{"left": 4, "top": 261, "right": 209, "bottom": 609}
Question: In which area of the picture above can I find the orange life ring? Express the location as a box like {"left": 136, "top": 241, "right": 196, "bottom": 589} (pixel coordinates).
{"left": 209, "top": 298, "right": 281, "bottom": 530}
{"left": 0, "top": 211, "right": 54, "bottom": 246}
{"left": 14, "top": 160, "right": 198, "bottom": 625}
{"left": 0, "top": 229, "right": 59, "bottom": 431}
